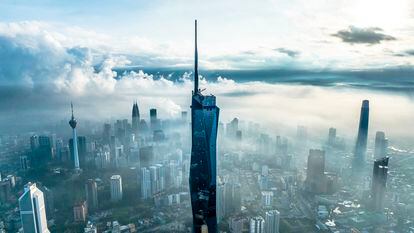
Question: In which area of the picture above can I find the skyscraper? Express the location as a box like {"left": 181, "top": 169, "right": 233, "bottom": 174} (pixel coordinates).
{"left": 110, "top": 175, "right": 123, "bottom": 202}
{"left": 141, "top": 167, "right": 151, "bottom": 199}
{"left": 374, "top": 131, "right": 388, "bottom": 159}
{"left": 305, "top": 149, "right": 326, "bottom": 193}
{"left": 327, "top": 127, "right": 336, "bottom": 146}
{"left": 149, "top": 108, "right": 158, "bottom": 130}
{"left": 189, "top": 20, "right": 220, "bottom": 233}
{"left": 250, "top": 216, "right": 265, "bottom": 233}
{"left": 85, "top": 179, "right": 98, "bottom": 210}
{"left": 265, "top": 210, "right": 280, "bottom": 233}
{"left": 19, "top": 183, "right": 50, "bottom": 233}
{"left": 354, "top": 100, "right": 369, "bottom": 167}
{"left": 132, "top": 101, "right": 140, "bottom": 135}
{"left": 371, "top": 157, "right": 389, "bottom": 212}
{"left": 69, "top": 103, "right": 80, "bottom": 170}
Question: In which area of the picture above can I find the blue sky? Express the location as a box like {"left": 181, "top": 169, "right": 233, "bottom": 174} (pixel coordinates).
{"left": 1, "top": 0, "right": 413, "bottom": 70}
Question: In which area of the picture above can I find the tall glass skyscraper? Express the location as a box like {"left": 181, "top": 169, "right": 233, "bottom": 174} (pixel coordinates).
{"left": 353, "top": 100, "right": 369, "bottom": 169}
{"left": 189, "top": 20, "right": 220, "bottom": 233}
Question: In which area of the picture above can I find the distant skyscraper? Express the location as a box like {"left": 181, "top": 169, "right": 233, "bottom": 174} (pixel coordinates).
{"left": 354, "top": 100, "right": 369, "bottom": 167}
{"left": 85, "top": 179, "right": 98, "bottom": 210}
{"left": 250, "top": 216, "right": 265, "bottom": 233}
{"left": 189, "top": 20, "right": 220, "bottom": 233}
{"left": 374, "top": 131, "right": 388, "bottom": 159}
{"left": 306, "top": 149, "right": 326, "bottom": 193}
{"left": 261, "top": 191, "right": 273, "bottom": 207}
{"left": 132, "top": 101, "right": 140, "bottom": 135}
{"left": 19, "top": 183, "right": 50, "bottom": 233}
{"left": 110, "top": 175, "right": 123, "bottom": 202}
{"left": 150, "top": 108, "right": 158, "bottom": 130}
{"left": 69, "top": 103, "right": 80, "bottom": 170}
{"left": 327, "top": 127, "right": 336, "bottom": 146}
{"left": 371, "top": 157, "right": 389, "bottom": 212}
{"left": 265, "top": 210, "right": 280, "bottom": 233}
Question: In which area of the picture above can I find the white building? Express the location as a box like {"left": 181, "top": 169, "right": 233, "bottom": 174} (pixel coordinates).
{"left": 261, "top": 191, "right": 273, "bottom": 207}
{"left": 265, "top": 210, "right": 280, "bottom": 233}
{"left": 19, "top": 182, "right": 50, "bottom": 233}
{"left": 141, "top": 167, "right": 151, "bottom": 199}
{"left": 110, "top": 175, "right": 123, "bottom": 202}
{"left": 250, "top": 216, "right": 265, "bottom": 233}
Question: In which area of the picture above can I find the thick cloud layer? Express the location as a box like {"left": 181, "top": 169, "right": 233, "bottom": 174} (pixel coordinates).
{"left": 0, "top": 22, "right": 413, "bottom": 149}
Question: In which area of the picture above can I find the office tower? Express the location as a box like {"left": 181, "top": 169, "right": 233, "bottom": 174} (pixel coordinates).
{"left": 189, "top": 20, "right": 220, "bottom": 233}
{"left": 19, "top": 183, "right": 50, "bottom": 233}
{"left": 103, "top": 123, "right": 111, "bottom": 145}
{"left": 20, "top": 155, "right": 29, "bottom": 171}
{"left": 181, "top": 111, "right": 188, "bottom": 123}
{"left": 371, "top": 157, "right": 389, "bottom": 211}
{"left": 73, "top": 201, "right": 88, "bottom": 222}
{"left": 110, "top": 175, "right": 123, "bottom": 202}
{"left": 29, "top": 135, "right": 53, "bottom": 168}
{"left": 85, "top": 179, "right": 98, "bottom": 210}
{"left": 150, "top": 108, "right": 158, "bottom": 130}
{"left": 139, "top": 146, "right": 154, "bottom": 170}
{"left": 0, "top": 180, "right": 11, "bottom": 204}
{"left": 305, "top": 149, "right": 326, "bottom": 193}
{"left": 141, "top": 167, "right": 151, "bottom": 199}
{"left": 327, "top": 127, "right": 337, "bottom": 146}
{"left": 354, "top": 100, "right": 369, "bottom": 166}
{"left": 265, "top": 210, "right": 280, "bottom": 233}
{"left": 374, "top": 131, "right": 388, "bottom": 159}
{"left": 249, "top": 216, "right": 265, "bottom": 233}
{"left": 226, "top": 118, "right": 239, "bottom": 138}
{"left": 38, "top": 185, "right": 54, "bottom": 220}
{"left": 296, "top": 125, "right": 308, "bottom": 146}
{"left": 261, "top": 191, "right": 273, "bottom": 207}
{"left": 132, "top": 101, "right": 140, "bottom": 135}
{"left": 69, "top": 103, "right": 80, "bottom": 170}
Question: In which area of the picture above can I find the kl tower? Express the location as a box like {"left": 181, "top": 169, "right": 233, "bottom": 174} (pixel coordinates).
{"left": 69, "top": 102, "right": 80, "bottom": 171}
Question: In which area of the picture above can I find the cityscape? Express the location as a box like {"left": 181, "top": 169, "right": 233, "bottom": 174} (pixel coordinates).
{"left": 1, "top": 1, "right": 414, "bottom": 233}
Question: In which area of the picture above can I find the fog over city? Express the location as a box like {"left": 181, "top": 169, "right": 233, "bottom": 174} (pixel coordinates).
{"left": 1, "top": 1, "right": 414, "bottom": 232}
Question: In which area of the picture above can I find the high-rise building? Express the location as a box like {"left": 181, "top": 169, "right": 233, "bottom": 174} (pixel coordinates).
{"left": 327, "top": 127, "right": 337, "bottom": 146}
{"left": 132, "top": 101, "right": 140, "bottom": 135}
{"left": 374, "top": 131, "right": 388, "bottom": 159}
{"left": 261, "top": 191, "right": 273, "bottom": 207}
{"left": 85, "top": 179, "right": 98, "bottom": 210}
{"left": 306, "top": 149, "right": 326, "bottom": 193}
{"left": 19, "top": 183, "right": 50, "bottom": 233}
{"left": 265, "top": 210, "right": 280, "bottom": 233}
{"left": 189, "top": 20, "right": 220, "bottom": 233}
{"left": 69, "top": 136, "right": 87, "bottom": 168}
{"left": 141, "top": 167, "right": 151, "bottom": 199}
{"left": 249, "top": 216, "right": 265, "bottom": 233}
{"left": 73, "top": 201, "right": 88, "bottom": 222}
{"left": 102, "top": 123, "right": 111, "bottom": 145}
{"left": 150, "top": 108, "right": 158, "bottom": 130}
{"left": 69, "top": 103, "right": 80, "bottom": 170}
{"left": 354, "top": 100, "right": 369, "bottom": 167}
{"left": 38, "top": 185, "right": 54, "bottom": 220}
{"left": 110, "top": 175, "right": 123, "bottom": 202}
{"left": 371, "top": 157, "right": 389, "bottom": 212}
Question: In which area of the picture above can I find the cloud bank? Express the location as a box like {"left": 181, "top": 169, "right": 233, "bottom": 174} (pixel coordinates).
{"left": 0, "top": 21, "right": 413, "bottom": 149}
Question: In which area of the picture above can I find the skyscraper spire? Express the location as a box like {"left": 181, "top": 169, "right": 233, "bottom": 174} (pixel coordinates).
{"left": 194, "top": 20, "right": 199, "bottom": 94}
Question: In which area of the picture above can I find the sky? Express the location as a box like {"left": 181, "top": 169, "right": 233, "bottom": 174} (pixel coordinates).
{"left": 0, "top": 0, "right": 413, "bottom": 147}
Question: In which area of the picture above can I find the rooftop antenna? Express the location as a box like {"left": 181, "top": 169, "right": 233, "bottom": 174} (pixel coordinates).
{"left": 194, "top": 20, "right": 199, "bottom": 94}
{"left": 71, "top": 102, "right": 74, "bottom": 118}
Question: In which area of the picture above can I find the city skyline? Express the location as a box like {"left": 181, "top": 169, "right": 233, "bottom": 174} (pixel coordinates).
{"left": 0, "top": 1, "right": 414, "bottom": 232}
